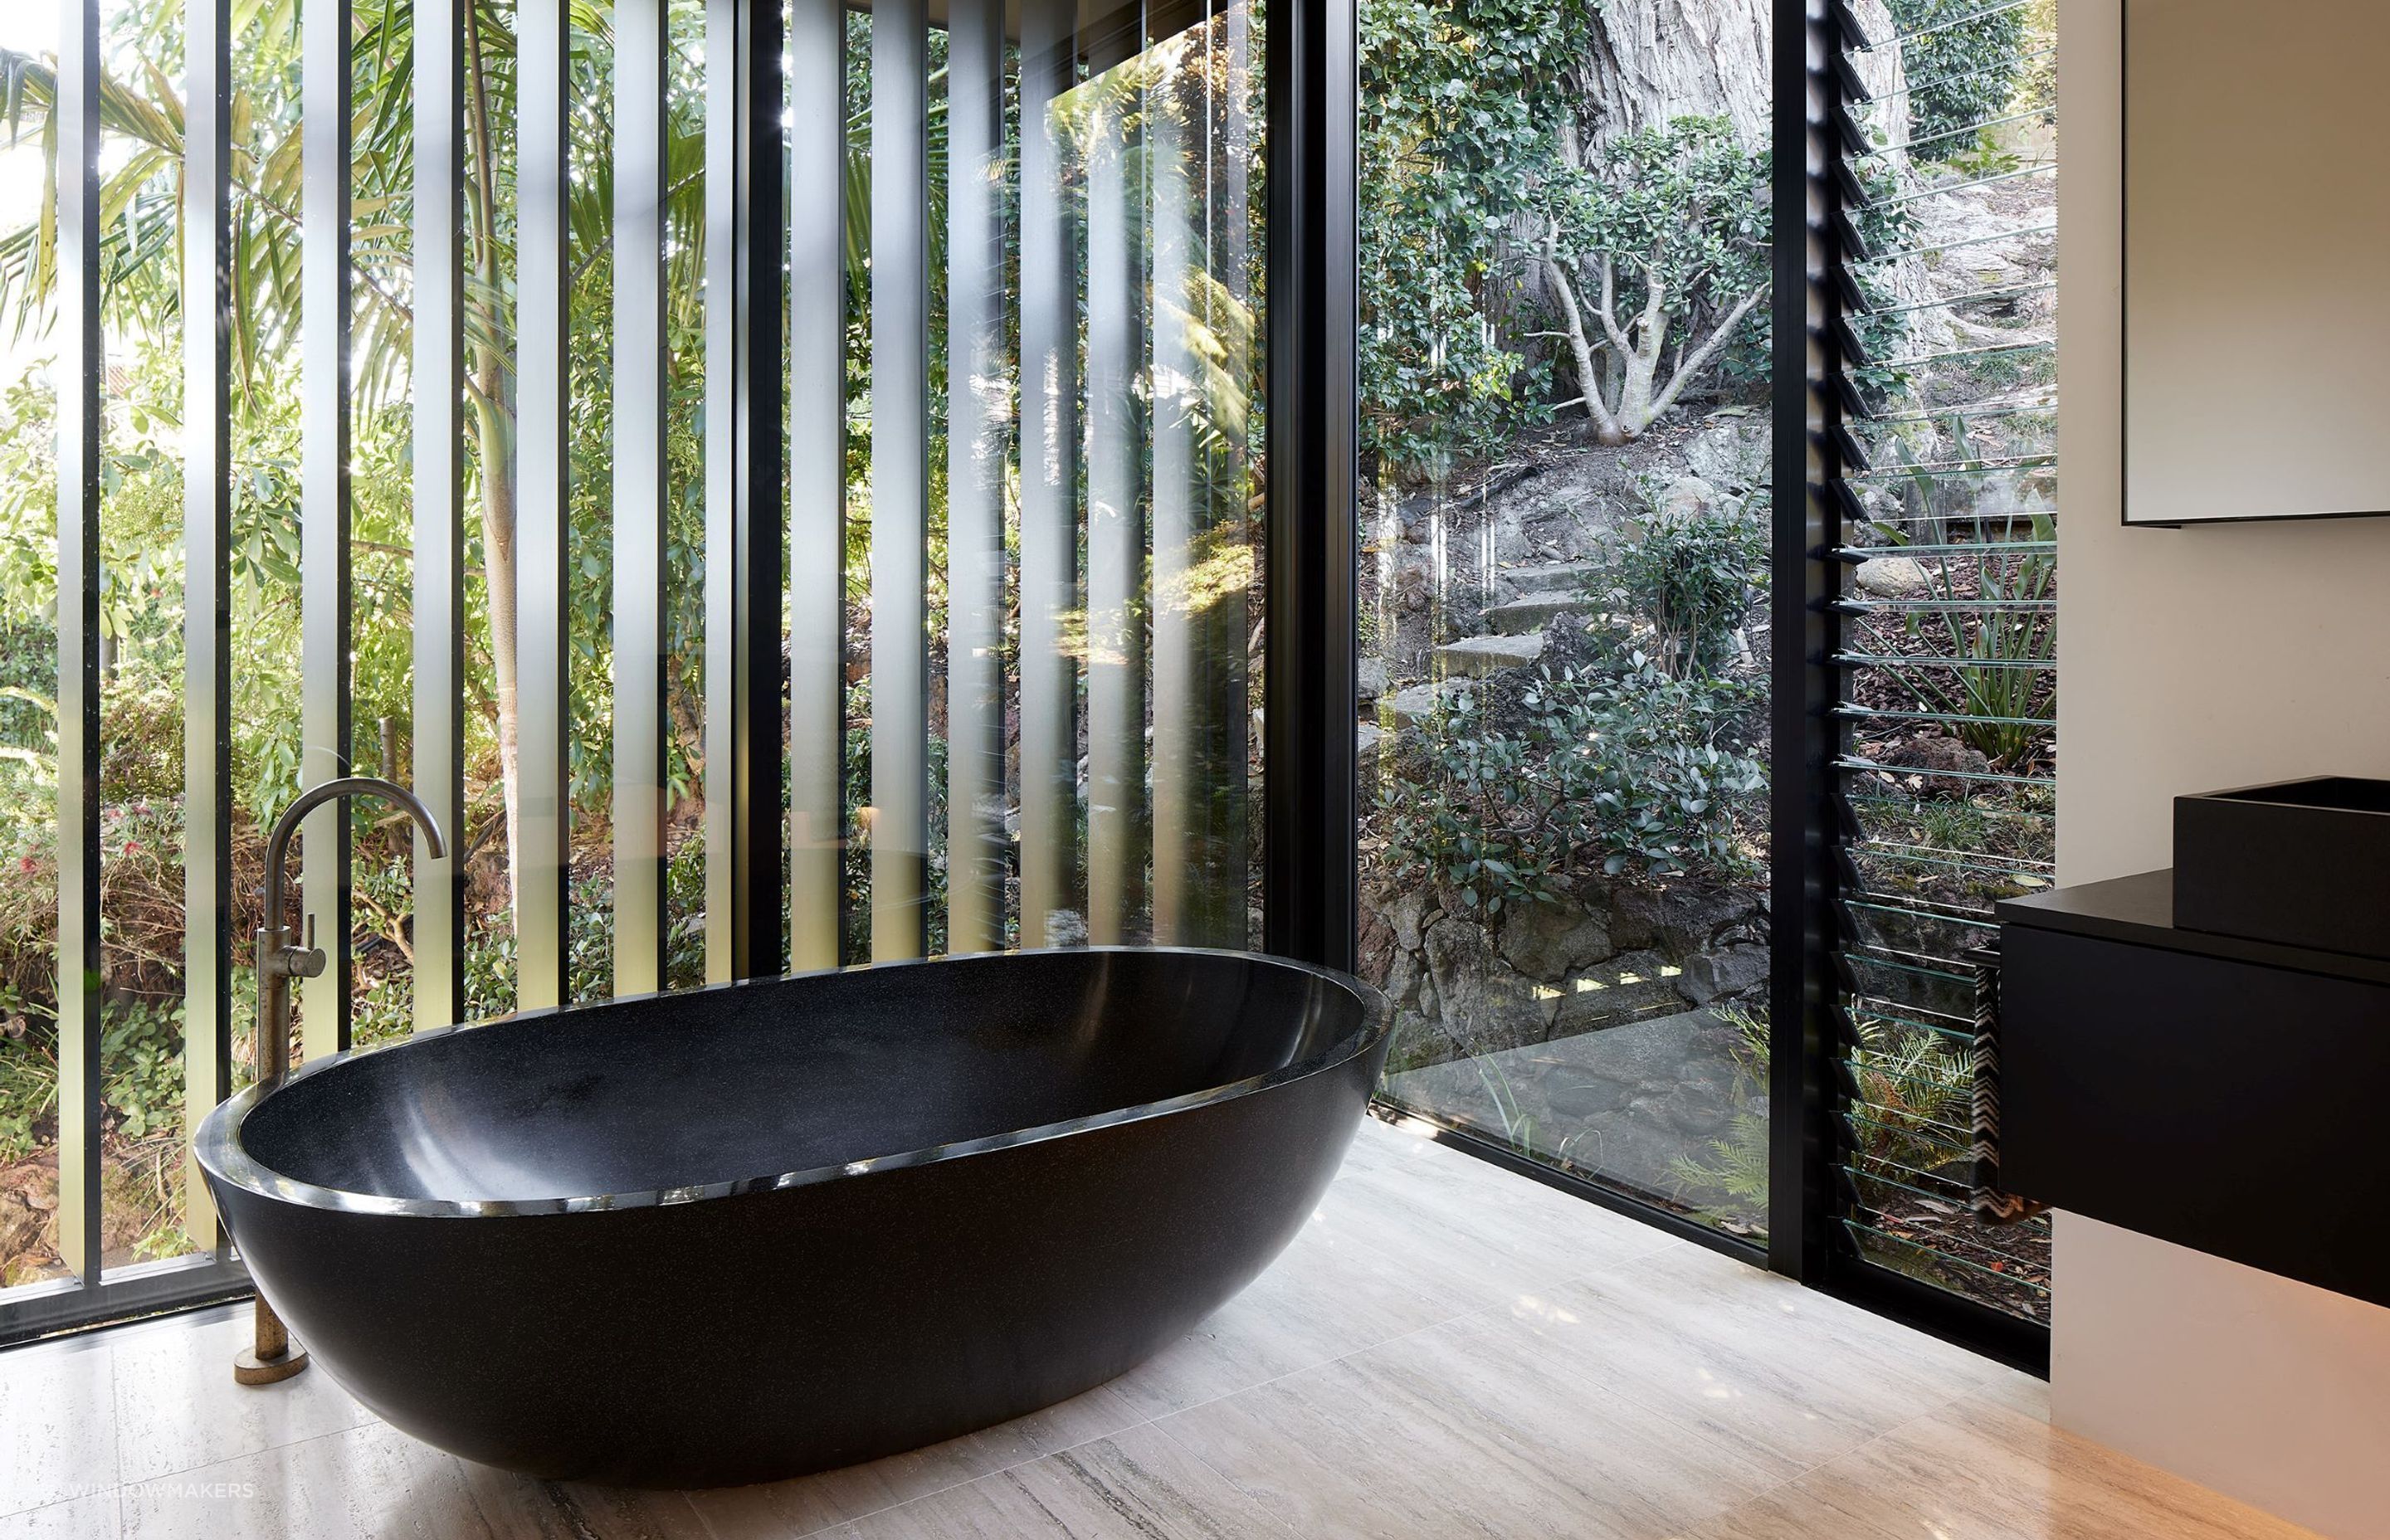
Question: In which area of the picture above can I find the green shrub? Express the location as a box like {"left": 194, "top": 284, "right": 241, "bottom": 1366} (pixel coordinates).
{"left": 100, "top": 997, "right": 184, "bottom": 1140}
{"left": 1887, "top": 0, "right": 2030, "bottom": 155}
{"left": 1358, "top": 0, "right": 1589, "bottom": 476}
{"left": 1383, "top": 657, "right": 1765, "bottom": 914}
{"left": 1604, "top": 505, "right": 1768, "bottom": 680}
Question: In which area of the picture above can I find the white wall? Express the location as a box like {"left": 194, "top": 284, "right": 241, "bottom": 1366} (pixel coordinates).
{"left": 2056, "top": 3, "right": 2390, "bottom": 1535}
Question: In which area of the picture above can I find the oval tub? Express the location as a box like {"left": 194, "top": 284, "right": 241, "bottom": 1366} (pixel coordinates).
{"left": 194, "top": 947, "right": 1390, "bottom": 1487}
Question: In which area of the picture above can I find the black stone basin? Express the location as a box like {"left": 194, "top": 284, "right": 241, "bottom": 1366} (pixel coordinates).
{"left": 195, "top": 948, "right": 1389, "bottom": 1487}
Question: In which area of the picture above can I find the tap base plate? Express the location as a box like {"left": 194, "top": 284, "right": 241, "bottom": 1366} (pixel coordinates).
{"left": 234, "top": 1345, "right": 310, "bottom": 1386}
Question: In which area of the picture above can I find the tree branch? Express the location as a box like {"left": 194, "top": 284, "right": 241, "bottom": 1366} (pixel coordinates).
{"left": 1646, "top": 285, "right": 1765, "bottom": 426}
{"left": 1592, "top": 251, "right": 1633, "bottom": 358}
{"left": 1537, "top": 221, "right": 1626, "bottom": 445}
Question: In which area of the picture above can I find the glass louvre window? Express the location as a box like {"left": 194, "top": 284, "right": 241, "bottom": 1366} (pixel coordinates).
{"left": 1829, "top": 0, "right": 2059, "bottom": 1325}
{"left": 1357, "top": 0, "right": 2060, "bottom": 1327}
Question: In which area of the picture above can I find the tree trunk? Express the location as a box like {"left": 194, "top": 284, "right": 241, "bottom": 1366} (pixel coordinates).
{"left": 472, "top": 385, "right": 521, "bottom": 924}
{"left": 1573, "top": 0, "right": 1901, "bottom": 147}
{"left": 463, "top": 5, "right": 522, "bottom": 927}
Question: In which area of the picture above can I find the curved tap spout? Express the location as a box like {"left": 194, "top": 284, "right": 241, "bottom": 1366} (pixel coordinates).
{"left": 261, "top": 776, "right": 448, "bottom": 954}
{"left": 236, "top": 775, "right": 446, "bottom": 1387}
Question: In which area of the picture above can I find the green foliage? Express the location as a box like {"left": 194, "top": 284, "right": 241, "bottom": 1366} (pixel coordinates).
{"left": 1879, "top": 514, "right": 2056, "bottom": 770}
{"left": 0, "top": 1021, "right": 52, "bottom": 1164}
{"left": 1671, "top": 1002, "right": 1973, "bottom": 1233}
{"left": 1601, "top": 504, "right": 1767, "bottom": 680}
{"left": 1358, "top": 0, "right": 1588, "bottom": 476}
{"left": 1886, "top": 0, "right": 2031, "bottom": 155}
{"left": 1383, "top": 656, "right": 1764, "bottom": 915}
{"left": 100, "top": 998, "right": 183, "bottom": 1141}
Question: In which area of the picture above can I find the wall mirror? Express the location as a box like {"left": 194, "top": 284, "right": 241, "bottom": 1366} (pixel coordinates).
{"left": 2125, "top": 0, "right": 2390, "bottom": 524}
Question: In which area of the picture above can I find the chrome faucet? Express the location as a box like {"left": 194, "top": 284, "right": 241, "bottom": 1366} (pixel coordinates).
{"left": 236, "top": 776, "right": 446, "bottom": 1387}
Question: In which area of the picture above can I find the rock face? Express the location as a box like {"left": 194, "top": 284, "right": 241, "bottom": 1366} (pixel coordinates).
{"left": 1422, "top": 914, "right": 1554, "bottom": 1057}
{"left": 1500, "top": 897, "right": 1615, "bottom": 983}
{"left": 1381, "top": 1006, "right": 1768, "bottom": 1231}
{"left": 1685, "top": 415, "right": 1770, "bottom": 493}
{"left": 1609, "top": 882, "right": 1766, "bottom": 958}
{"left": 1576, "top": 0, "right": 1902, "bottom": 147}
{"left": 1677, "top": 944, "right": 1770, "bottom": 1006}
{"left": 1369, "top": 875, "right": 1769, "bottom": 1079}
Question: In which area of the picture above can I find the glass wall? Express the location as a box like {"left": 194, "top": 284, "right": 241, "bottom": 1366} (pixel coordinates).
{"left": 1356, "top": 0, "right": 1778, "bottom": 1237}
{"left": 0, "top": 0, "right": 1265, "bottom": 1332}
{"left": 832, "top": 0, "right": 1265, "bottom": 966}
{"left": 1832, "top": 0, "right": 2059, "bottom": 1324}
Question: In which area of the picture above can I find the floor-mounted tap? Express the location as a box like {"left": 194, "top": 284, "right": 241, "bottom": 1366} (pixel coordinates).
{"left": 235, "top": 776, "right": 446, "bottom": 1386}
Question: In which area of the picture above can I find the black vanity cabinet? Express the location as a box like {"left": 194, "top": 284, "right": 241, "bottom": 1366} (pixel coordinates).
{"left": 1996, "top": 870, "right": 2390, "bottom": 1310}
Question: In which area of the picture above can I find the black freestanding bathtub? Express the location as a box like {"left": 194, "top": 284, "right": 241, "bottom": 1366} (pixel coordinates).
{"left": 194, "top": 947, "right": 1389, "bottom": 1487}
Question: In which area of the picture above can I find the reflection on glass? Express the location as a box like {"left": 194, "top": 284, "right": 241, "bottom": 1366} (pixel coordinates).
{"left": 914, "top": 0, "right": 1262, "bottom": 959}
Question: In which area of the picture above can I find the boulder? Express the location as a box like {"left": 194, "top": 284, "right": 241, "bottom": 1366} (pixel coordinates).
{"left": 1357, "top": 655, "right": 1390, "bottom": 704}
{"left": 1676, "top": 944, "right": 1771, "bottom": 1006}
{"left": 1649, "top": 475, "right": 1722, "bottom": 528}
{"left": 1855, "top": 554, "right": 1930, "bottom": 597}
{"left": 1358, "top": 902, "right": 1397, "bottom": 987}
{"left": 1388, "top": 680, "right": 1466, "bottom": 727}
{"left": 1902, "top": 731, "right": 1992, "bottom": 777}
{"left": 1549, "top": 948, "right": 1687, "bottom": 1034}
{"left": 1382, "top": 945, "right": 1428, "bottom": 1013}
{"left": 1380, "top": 886, "right": 1436, "bottom": 952}
{"left": 1609, "top": 884, "right": 1764, "bottom": 958}
{"left": 1499, "top": 897, "right": 1615, "bottom": 983}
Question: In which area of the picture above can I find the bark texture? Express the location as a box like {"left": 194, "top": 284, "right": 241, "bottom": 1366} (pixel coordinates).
{"left": 1573, "top": 0, "right": 1905, "bottom": 146}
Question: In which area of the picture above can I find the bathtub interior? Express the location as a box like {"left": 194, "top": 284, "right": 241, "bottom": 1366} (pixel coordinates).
{"left": 233, "top": 949, "right": 1371, "bottom": 1205}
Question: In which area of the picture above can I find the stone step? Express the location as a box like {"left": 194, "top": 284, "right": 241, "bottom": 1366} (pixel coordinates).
{"left": 1433, "top": 631, "right": 1546, "bottom": 679}
{"left": 1483, "top": 597, "right": 1583, "bottom": 636}
{"left": 1496, "top": 560, "right": 1600, "bottom": 598}
{"left": 1384, "top": 682, "right": 1448, "bottom": 727}
{"left": 1384, "top": 679, "right": 1497, "bottom": 727}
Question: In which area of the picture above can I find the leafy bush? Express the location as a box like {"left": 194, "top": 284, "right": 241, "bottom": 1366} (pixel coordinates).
{"left": 1383, "top": 657, "right": 1765, "bottom": 914}
{"left": 1886, "top": 0, "right": 2031, "bottom": 154}
{"left": 1602, "top": 504, "right": 1768, "bottom": 680}
{"left": 0, "top": 1021, "right": 52, "bottom": 1163}
{"left": 1672, "top": 1004, "right": 1973, "bottom": 1227}
{"left": 101, "top": 999, "right": 184, "bottom": 1140}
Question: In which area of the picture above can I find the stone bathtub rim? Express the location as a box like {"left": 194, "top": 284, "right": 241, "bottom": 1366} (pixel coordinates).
{"left": 195, "top": 945, "right": 1393, "bottom": 1223}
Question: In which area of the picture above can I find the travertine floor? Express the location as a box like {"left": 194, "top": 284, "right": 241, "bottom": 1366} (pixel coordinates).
{"left": 0, "top": 1116, "right": 2314, "bottom": 1539}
